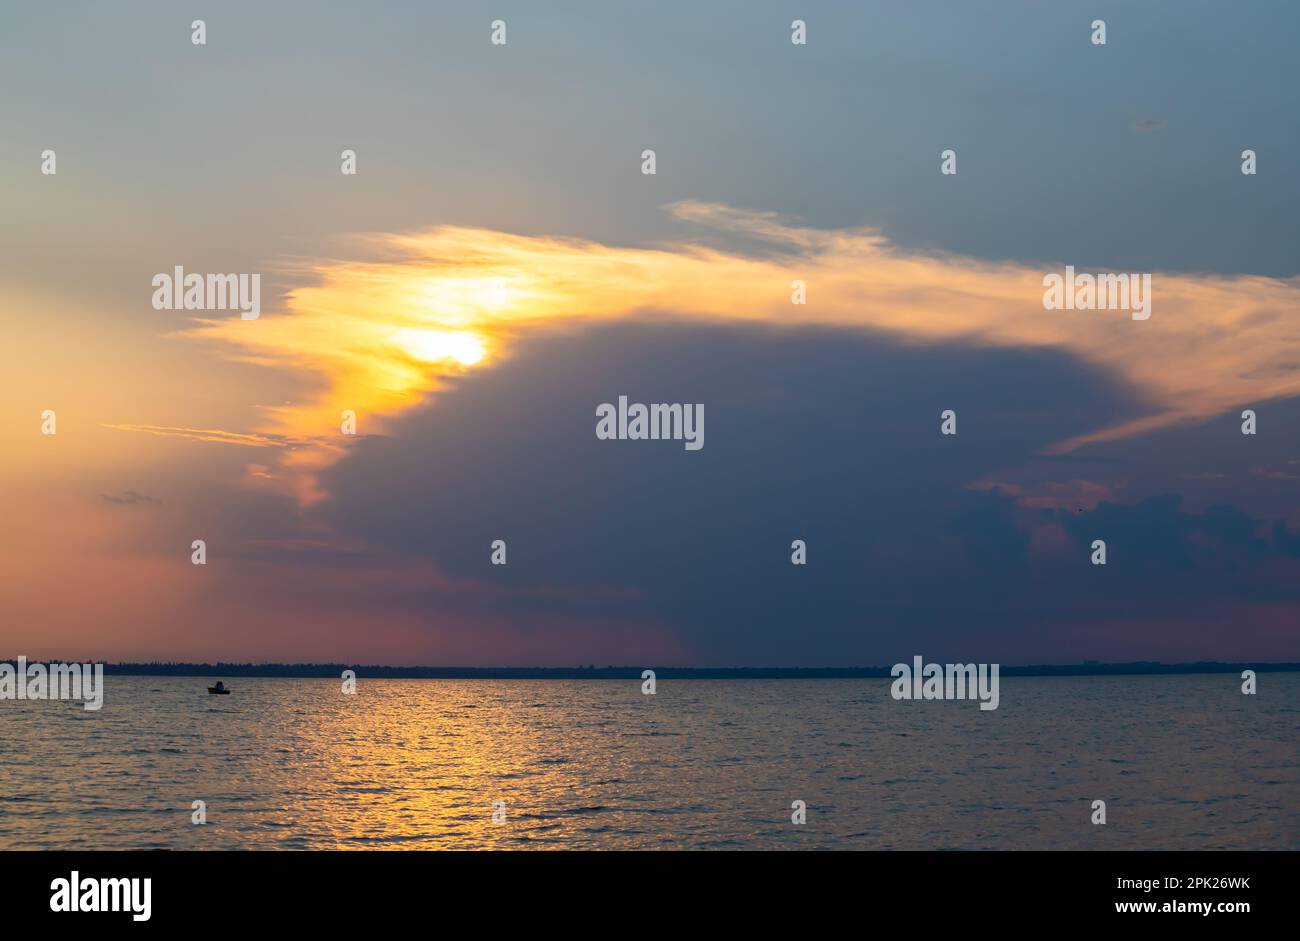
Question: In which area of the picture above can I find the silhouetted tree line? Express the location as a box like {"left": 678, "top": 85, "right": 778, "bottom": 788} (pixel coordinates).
{"left": 5, "top": 660, "right": 1292, "bottom": 679}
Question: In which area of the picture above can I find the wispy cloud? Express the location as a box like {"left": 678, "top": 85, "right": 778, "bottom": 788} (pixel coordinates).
{"left": 102, "top": 424, "right": 296, "bottom": 448}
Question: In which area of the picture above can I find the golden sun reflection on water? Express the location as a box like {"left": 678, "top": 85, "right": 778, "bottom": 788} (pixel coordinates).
{"left": 1, "top": 676, "right": 1296, "bottom": 850}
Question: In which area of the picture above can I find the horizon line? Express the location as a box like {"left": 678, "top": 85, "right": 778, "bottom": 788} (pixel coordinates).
{"left": 5, "top": 658, "right": 1298, "bottom": 679}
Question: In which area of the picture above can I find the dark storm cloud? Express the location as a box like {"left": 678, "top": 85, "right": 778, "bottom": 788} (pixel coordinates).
{"left": 314, "top": 319, "right": 1300, "bottom": 664}
{"left": 1057, "top": 392, "right": 1300, "bottom": 521}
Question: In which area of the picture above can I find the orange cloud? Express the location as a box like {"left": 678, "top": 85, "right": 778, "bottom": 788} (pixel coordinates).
{"left": 180, "top": 202, "right": 1300, "bottom": 500}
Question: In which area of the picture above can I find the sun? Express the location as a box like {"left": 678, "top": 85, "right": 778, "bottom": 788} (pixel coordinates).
{"left": 390, "top": 328, "right": 486, "bottom": 366}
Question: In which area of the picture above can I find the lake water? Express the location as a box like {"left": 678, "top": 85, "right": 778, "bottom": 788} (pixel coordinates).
{"left": 1, "top": 674, "right": 1296, "bottom": 850}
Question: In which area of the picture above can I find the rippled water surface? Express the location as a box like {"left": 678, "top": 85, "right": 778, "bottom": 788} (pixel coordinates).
{"left": 1, "top": 675, "right": 1296, "bottom": 849}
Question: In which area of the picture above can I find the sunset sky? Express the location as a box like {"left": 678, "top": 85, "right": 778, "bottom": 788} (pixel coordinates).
{"left": 2, "top": 1, "right": 1299, "bottom": 665}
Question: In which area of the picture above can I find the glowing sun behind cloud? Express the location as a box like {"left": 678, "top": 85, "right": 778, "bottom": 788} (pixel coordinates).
{"left": 170, "top": 201, "right": 1300, "bottom": 508}
{"left": 391, "top": 328, "right": 486, "bottom": 366}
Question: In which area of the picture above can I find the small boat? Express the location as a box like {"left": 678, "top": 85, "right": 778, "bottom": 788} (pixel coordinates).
{"left": 207, "top": 684, "right": 230, "bottom": 695}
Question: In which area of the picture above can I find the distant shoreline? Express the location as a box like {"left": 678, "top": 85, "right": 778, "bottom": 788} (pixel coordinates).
{"left": 6, "top": 660, "right": 1298, "bottom": 679}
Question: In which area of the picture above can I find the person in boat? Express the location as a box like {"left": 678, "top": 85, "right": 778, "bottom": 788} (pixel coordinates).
{"left": 213, "top": 681, "right": 226, "bottom": 692}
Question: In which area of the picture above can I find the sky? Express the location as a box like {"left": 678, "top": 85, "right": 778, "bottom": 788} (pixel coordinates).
{"left": 2, "top": 1, "right": 1299, "bottom": 666}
